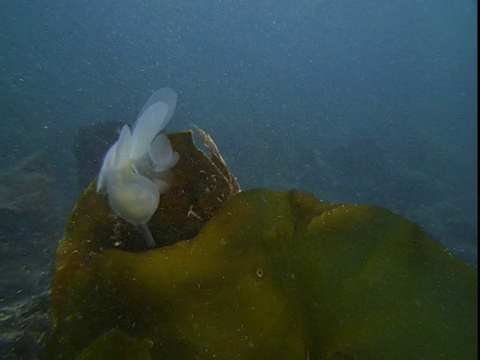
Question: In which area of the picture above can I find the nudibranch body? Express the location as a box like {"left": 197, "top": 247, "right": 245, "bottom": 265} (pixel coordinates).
{"left": 97, "top": 87, "right": 179, "bottom": 247}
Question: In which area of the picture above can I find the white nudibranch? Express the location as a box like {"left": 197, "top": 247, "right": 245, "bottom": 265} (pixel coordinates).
{"left": 96, "top": 87, "right": 180, "bottom": 247}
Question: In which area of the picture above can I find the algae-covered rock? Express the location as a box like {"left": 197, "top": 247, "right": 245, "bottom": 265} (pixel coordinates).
{"left": 45, "top": 133, "right": 477, "bottom": 360}
{"left": 75, "top": 330, "right": 153, "bottom": 360}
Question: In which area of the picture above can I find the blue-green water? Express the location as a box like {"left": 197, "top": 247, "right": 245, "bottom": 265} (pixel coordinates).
{"left": 0, "top": 0, "right": 477, "bottom": 357}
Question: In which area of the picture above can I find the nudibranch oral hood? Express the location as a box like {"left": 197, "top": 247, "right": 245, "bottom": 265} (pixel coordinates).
{"left": 96, "top": 87, "right": 179, "bottom": 247}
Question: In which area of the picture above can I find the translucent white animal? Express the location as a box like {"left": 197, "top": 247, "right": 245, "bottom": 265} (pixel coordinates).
{"left": 96, "top": 88, "right": 179, "bottom": 247}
